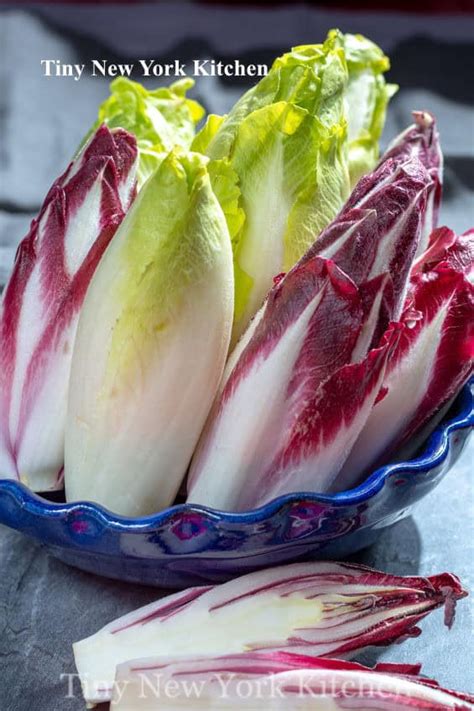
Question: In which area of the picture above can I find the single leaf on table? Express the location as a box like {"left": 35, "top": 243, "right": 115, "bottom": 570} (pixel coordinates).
{"left": 0, "top": 125, "right": 137, "bottom": 490}
{"left": 111, "top": 652, "right": 474, "bottom": 709}
{"left": 73, "top": 561, "right": 467, "bottom": 705}
{"left": 64, "top": 150, "right": 234, "bottom": 517}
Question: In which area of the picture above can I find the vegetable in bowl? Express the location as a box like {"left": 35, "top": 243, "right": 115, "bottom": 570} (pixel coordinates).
{"left": 0, "top": 126, "right": 138, "bottom": 491}
{"left": 65, "top": 150, "right": 235, "bottom": 516}
{"left": 0, "top": 30, "right": 471, "bottom": 525}
{"left": 0, "top": 372, "right": 471, "bottom": 586}
{"left": 187, "top": 112, "right": 473, "bottom": 511}
{"left": 195, "top": 29, "right": 397, "bottom": 343}
{"left": 0, "top": 31, "right": 472, "bottom": 709}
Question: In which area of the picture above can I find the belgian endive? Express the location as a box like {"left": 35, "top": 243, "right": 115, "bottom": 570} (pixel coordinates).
{"left": 187, "top": 126, "right": 441, "bottom": 512}
{"left": 73, "top": 561, "right": 466, "bottom": 705}
{"left": 112, "top": 655, "right": 474, "bottom": 710}
{"left": 92, "top": 77, "right": 205, "bottom": 188}
{"left": 187, "top": 257, "right": 400, "bottom": 511}
{"left": 64, "top": 150, "right": 234, "bottom": 516}
{"left": 0, "top": 126, "right": 137, "bottom": 490}
{"left": 194, "top": 30, "right": 395, "bottom": 343}
{"left": 338, "top": 233, "right": 474, "bottom": 489}
{"left": 380, "top": 110, "right": 443, "bottom": 255}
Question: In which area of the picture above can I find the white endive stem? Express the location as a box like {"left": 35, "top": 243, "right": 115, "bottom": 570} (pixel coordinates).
{"left": 73, "top": 561, "right": 465, "bottom": 705}
{"left": 65, "top": 150, "right": 234, "bottom": 516}
{"left": 110, "top": 654, "right": 474, "bottom": 710}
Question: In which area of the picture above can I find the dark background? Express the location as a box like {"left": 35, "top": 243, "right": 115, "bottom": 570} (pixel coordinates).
{"left": 0, "top": 3, "right": 473, "bottom": 710}
{"left": 1, "top": 2, "right": 474, "bottom": 283}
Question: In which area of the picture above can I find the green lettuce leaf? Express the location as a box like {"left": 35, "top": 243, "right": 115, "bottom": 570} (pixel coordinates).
{"left": 229, "top": 103, "right": 350, "bottom": 335}
{"left": 192, "top": 114, "right": 225, "bottom": 155}
{"left": 273, "top": 32, "right": 397, "bottom": 186}
{"left": 96, "top": 77, "right": 205, "bottom": 186}
{"left": 193, "top": 31, "right": 356, "bottom": 342}
{"left": 198, "top": 30, "right": 347, "bottom": 163}
{"left": 342, "top": 32, "right": 398, "bottom": 184}
{"left": 208, "top": 158, "right": 246, "bottom": 249}
{"left": 193, "top": 30, "right": 394, "bottom": 341}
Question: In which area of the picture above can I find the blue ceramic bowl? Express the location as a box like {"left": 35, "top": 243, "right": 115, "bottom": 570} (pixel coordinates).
{"left": 0, "top": 380, "right": 472, "bottom": 589}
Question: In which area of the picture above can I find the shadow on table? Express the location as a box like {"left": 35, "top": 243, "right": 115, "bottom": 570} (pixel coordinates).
{"left": 349, "top": 515, "right": 422, "bottom": 577}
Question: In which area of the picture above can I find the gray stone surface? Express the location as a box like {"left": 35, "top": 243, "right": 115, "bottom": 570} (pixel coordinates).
{"left": 0, "top": 439, "right": 472, "bottom": 711}
{"left": 0, "top": 4, "right": 473, "bottom": 710}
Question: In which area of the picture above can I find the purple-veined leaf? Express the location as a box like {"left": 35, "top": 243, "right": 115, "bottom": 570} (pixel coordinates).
{"left": 111, "top": 652, "right": 474, "bottom": 709}
{"left": 337, "top": 260, "right": 474, "bottom": 491}
{"left": 412, "top": 226, "right": 474, "bottom": 281}
{"left": 381, "top": 110, "right": 443, "bottom": 252}
{"left": 247, "top": 324, "right": 399, "bottom": 507}
{"left": 304, "top": 157, "right": 431, "bottom": 318}
{"left": 187, "top": 254, "right": 398, "bottom": 511}
{"left": 322, "top": 111, "right": 441, "bottom": 282}
{"left": 73, "top": 561, "right": 466, "bottom": 705}
{"left": 0, "top": 125, "right": 137, "bottom": 489}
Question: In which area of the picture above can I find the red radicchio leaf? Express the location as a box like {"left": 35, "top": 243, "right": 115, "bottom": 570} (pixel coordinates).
{"left": 73, "top": 560, "right": 468, "bottom": 706}
{"left": 337, "top": 263, "right": 474, "bottom": 490}
{"left": 188, "top": 257, "right": 397, "bottom": 511}
{"left": 0, "top": 125, "right": 137, "bottom": 490}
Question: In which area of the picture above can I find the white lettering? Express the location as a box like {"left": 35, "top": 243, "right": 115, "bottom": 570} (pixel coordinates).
{"left": 91, "top": 60, "right": 134, "bottom": 78}
{"left": 41, "top": 60, "right": 85, "bottom": 81}
{"left": 139, "top": 59, "right": 186, "bottom": 77}
{"left": 193, "top": 59, "right": 210, "bottom": 76}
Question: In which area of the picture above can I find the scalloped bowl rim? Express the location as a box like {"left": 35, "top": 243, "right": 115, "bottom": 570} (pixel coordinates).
{"left": 0, "top": 379, "right": 472, "bottom": 532}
